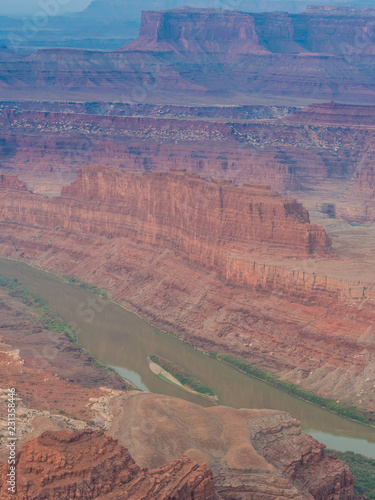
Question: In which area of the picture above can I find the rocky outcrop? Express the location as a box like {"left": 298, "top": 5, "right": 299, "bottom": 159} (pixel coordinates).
{"left": 106, "top": 392, "right": 358, "bottom": 499}
{"left": 0, "top": 174, "right": 26, "bottom": 191}
{"left": 0, "top": 430, "right": 215, "bottom": 499}
{"left": 122, "top": 8, "right": 269, "bottom": 56}
{"left": 0, "top": 169, "right": 332, "bottom": 262}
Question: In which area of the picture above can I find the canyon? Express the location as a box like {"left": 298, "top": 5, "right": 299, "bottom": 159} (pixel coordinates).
{"left": 0, "top": 282, "right": 359, "bottom": 499}
{"left": 0, "top": 5, "right": 374, "bottom": 498}
{"left": 0, "top": 169, "right": 374, "bottom": 415}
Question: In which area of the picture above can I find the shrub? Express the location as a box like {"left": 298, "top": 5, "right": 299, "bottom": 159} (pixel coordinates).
{"left": 326, "top": 450, "right": 375, "bottom": 498}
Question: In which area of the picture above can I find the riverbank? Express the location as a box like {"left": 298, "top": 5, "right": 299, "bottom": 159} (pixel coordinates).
{"left": 147, "top": 355, "right": 218, "bottom": 402}
{"left": 208, "top": 352, "right": 374, "bottom": 427}
{"left": 0, "top": 282, "right": 364, "bottom": 499}
{"left": 2, "top": 263, "right": 369, "bottom": 427}
{"left": 0, "top": 273, "right": 138, "bottom": 392}
{"left": 2, "top": 259, "right": 374, "bottom": 426}
{"left": 57, "top": 270, "right": 375, "bottom": 425}
{"left": 55, "top": 268, "right": 375, "bottom": 427}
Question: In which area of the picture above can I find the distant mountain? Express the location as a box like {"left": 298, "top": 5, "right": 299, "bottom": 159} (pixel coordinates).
{"left": 121, "top": 6, "right": 375, "bottom": 57}
{"left": 1, "top": 1, "right": 375, "bottom": 52}
{"left": 72, "top": 0, "right": 375, "bottom": 18}
{"left": 1, "top": 6, "right": 374, "bottom": 104}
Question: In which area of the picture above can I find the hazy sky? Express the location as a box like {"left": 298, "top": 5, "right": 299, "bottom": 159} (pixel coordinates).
{"left": 0, "top": 0, "right": 372, "bottom": 17}
{"left": 0, "top": 0, "right": 92, "bottom": 16}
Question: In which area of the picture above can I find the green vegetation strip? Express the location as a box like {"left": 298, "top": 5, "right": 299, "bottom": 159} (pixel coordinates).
{"left": 62, "top": 274, "right": 110, "bottom": 299}
{"left": 149, "top": 355, "right": 216, "bottom": 397}
{"left": 326, "top": 450, "right": 375, "bottom": 499}
{"left": 208, "top": 352, "right": 371, "bottom": 425}
{"left": 0, "top": 274, "right": 75, "bottom": 337}
{"left": 0, "top": 274, "right": 130, "bottom": 383}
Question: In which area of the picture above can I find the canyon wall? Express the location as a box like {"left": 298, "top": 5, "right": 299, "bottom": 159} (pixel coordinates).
{"left": 123, "top": 9, "right": 268, "bottom": 55}
{"left": 60, "top": 168, "right": 331, "bottom": 257}
{"left": 0, "top": 109, "right": 302, "bottom": 194}
{"left": 0, "top": 170, "right": 374, "bottom": 412}
{"left": 287, "top": 102, "right": 375, "bottom": 125}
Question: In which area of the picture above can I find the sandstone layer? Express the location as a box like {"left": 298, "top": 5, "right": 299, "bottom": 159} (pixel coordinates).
{"left": 0, "top": 430, "right": 215, "bottom": 500}
{"left": 60, "top": 168, "right": 331, "bottom": 256}
{"left": 0, "top": 170, "right": 374, "bottom": 412}
{"left": 122, "top": 9, "right": 269, "bottom": 55}
{"left": 122, "top": 6, "right": 375, "bottom": 59}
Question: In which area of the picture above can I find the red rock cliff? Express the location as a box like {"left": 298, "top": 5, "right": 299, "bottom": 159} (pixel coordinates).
{"left": 0, "top": 430, "right": 214, "bottom": 499}
{"left": 60, "top": 168, "right": 331, "bottom": 257}
{"left": 108, "top": 392, "right": 358, "bottom": 500}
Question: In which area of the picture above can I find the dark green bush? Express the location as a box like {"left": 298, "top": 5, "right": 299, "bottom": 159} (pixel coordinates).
{"left": 326, "top": 450, "right": 375, "bottom": 498}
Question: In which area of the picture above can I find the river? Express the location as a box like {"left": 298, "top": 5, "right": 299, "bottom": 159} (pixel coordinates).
{"left": 0, "top": 258, "right": 374, "bottom": 458}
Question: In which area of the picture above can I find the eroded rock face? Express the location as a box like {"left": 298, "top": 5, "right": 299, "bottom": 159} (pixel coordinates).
{"left": 0, "top": 174, "right": 26, "bottom": 191}
{"left": 106, "top": 392, "right": 358, "bottom": 500}
{"left": 60, "top": 168, "right": 331, "bottom": 256}
{"left": 123, "top": 6, "right": 375, "bottom": 58}
{"left": 0, "top": 430, "right": 215, "bottom": 500}
{"left": 0, "top": 169, "right": 331, "bottom": 266}
{"left": 286, "top": 102, "right": 375, "bottom": 126}
{"left": 123, "top": 8, "right": 268, "bottom": 55}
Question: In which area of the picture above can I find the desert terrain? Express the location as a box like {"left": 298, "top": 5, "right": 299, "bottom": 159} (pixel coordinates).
{"left": 0, "top": 3, "right": 374, "bottom": 499}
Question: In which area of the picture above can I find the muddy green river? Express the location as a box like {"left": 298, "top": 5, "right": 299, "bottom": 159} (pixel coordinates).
{"left": 1, "top": 258, "right": 374, "bottom": 458}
